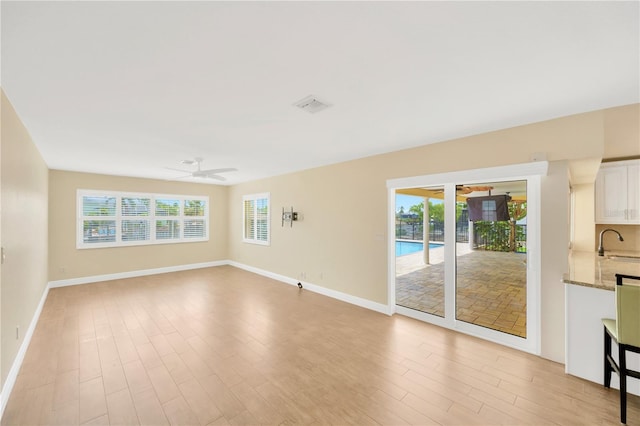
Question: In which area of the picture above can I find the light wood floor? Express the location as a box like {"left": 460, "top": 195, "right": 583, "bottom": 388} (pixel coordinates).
{"left": 2, "top": 266, "right": 639, "bottom": 425}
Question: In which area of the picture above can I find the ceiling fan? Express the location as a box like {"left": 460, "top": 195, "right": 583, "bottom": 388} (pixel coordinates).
{"left": 455, "top": 185, "right": 494, "bottom": 195}
{"left": 166, "top": 157, "right": 237, "bottom": 181}
{"left": 432, "top": 185, "right": 494, "bottom": 195}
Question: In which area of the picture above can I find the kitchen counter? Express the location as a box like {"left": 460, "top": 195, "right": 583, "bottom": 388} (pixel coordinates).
{"left": 564, "top": 250, "right": 640, "bottom": 396}
{"left": 563, "top": 250, "right": 640, "bottom": 290}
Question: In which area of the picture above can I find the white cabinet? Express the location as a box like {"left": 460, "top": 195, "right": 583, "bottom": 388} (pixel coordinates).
{"left": 595, "top": 159, "right": 640, "bottom": 224}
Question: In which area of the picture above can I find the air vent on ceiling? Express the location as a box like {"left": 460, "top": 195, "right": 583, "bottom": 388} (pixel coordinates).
{"left": 293, "top": 95, "right": 332, "bottom": 114}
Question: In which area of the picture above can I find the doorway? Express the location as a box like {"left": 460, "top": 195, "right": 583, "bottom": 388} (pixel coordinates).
{"left": 388, "top": 163, "right": 545, "bottom": 353}
{"left": 454, "top": 180, "right": 527, "bottom": 338}
{"left": 395, "top": 186, "right": 446, "bottom": 317}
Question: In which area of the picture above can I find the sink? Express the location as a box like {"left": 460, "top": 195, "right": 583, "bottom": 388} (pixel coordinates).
{"left": 606, "top": 255, "right": 640, "bottom": 263}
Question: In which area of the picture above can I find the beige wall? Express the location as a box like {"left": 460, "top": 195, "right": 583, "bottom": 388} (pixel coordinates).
{"left": 572, "top": 104, "right": 640, "bottom": 251}
{"left": 540, "top": 161, "right": 570, "bottom": 362}
{"left": 604, "top": 104, "right": 640, "bottom": 159}
{"left": 572, "top": 183, "right": 596, "bottom": 252}
{"left": 595, "top": 224, "right": 640, "bottom": 252}
{"left": 229, "top": 109, "right": 608, "bottom": 300}
{"left": 48, "top": 171, "right": 229, "bottom": 282}
{"left": 229, "top": 107, "right": 619, "bottom": 362}
{"left": 1, "top": 91, "right": 49, "bottom": 388}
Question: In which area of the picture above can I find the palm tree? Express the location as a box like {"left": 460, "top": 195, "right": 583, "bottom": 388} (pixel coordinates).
{"left": 508, "top": 201, "right": 527, "bottom": 252}
{"left": 396, "top": 206, "right": 405, "bottom": 238}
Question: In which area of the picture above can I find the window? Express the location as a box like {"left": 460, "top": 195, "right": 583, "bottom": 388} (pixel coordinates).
{"left": 184, "top": 200, "right": 207, "bottom": 239}
{"left": 243, "top": 193, "right": 270, "bottom": 245}
{"left": 155, "top": 198, "right": 180, "bottom": 240}
{"left": 81, "top": 195, "right": 117, "bottom": 244}
{"left": 78, "top": 190, "right": 208, "bottom": 249}
{"left": 122, "top": 196, "right": 150, "bottom": 242}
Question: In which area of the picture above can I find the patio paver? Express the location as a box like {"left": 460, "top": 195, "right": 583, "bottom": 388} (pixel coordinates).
{"left": 396, "top": 246, "right": 527, "bottom": 338}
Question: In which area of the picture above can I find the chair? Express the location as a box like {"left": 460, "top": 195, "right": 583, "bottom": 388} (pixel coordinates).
{"left": 603, "top": 273, "right": 640, "bottom": 424}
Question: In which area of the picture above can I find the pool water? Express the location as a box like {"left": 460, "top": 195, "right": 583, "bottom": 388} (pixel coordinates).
{"left": 396, "top": 241, "right": 443, "bottom": 256}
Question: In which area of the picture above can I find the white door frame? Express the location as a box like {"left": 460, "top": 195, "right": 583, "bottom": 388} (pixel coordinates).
{"left": 387, "top": 161, "right": 548, "bottom": 355}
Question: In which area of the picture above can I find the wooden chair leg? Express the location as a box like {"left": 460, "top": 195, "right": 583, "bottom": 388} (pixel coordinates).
{"left": 619, "top": 343, "right": 627, "bottom": 424}
{"left": 604, "top": 327, "right": 612, "bottom": 388}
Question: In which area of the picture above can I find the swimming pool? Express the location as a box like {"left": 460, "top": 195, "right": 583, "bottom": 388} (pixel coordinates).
{"left": 396, "top": 241, "right": 443, "bottom": 256}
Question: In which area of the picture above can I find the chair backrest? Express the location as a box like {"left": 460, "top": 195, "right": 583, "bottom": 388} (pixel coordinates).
{"left": 616, "top": 274, "right": 640, "bottom": 347}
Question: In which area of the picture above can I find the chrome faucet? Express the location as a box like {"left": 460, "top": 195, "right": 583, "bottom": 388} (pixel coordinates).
{"left": 598, "top": 228, "right": 624, "bottom": 256}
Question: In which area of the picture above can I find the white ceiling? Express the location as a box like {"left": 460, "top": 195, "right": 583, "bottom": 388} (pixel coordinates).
{"left": 2, "top": 1, "right": 638, "bottom": 185}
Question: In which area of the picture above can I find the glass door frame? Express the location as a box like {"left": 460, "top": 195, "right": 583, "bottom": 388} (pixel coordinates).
{"left": 387, "top": 161, "right": 548, "bottom": 355}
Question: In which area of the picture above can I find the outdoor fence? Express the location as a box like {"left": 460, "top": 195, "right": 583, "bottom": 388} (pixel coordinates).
{"left": 473, "top": 222, "right": 527, "bottom": 253}
{"left": 428, "top": 220, "right": 470, "bottom": 243}
{"left": 396, "top": 220, "right": 527, "bottom": 252}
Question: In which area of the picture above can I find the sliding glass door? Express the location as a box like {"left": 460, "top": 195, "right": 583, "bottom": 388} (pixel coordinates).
{"left": 455, "top": 180, "right": 528, "bottom": 338}
{"left": 395, "top": 186, "right": 446, "bottom": 317}
{"left": 388, "top": 163, "right": 544, "bottom": 353}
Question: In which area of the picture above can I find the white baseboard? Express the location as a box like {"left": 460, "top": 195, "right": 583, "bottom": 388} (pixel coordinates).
{"left": 48, "top": 260, "right": 228, "bottom": 288}
{"left": 49, "top": 260, "right": 388, "bottom": 313}
{"left": 0, "top": 284, "right": 49, "bottom": 419}
{"left": 228, "top": 261, "right": 390, "bottom": 315}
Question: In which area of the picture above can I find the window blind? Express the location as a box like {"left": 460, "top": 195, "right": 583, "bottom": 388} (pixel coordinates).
{"left": 243, "top": 193, "right": 270, "bottom": 245}
{"left": 77, "top": 190, "right": 209, "bottom": 249}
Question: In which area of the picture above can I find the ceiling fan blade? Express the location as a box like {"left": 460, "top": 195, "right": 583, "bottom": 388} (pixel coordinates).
{"left": 165, "top": 162, "right": 235, "bottom": 182}
{"left": 172, "top": 174, "right": 194, "bottom": 180}
{"left": 200, "top": 167, "right": 238, "bottom": 175}
{"left": 165, "top": 167, "right": 192, "bottom": 173}
{"left": 206, "top": 174, "right": 226, "bottom": 181}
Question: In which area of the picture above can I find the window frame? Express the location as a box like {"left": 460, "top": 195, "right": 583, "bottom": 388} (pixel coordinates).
{"left": 243, "top": 192, "right": 270, "bottom": 246}
{"left": 77, "top": 189, "right": 209, "bottom": 249}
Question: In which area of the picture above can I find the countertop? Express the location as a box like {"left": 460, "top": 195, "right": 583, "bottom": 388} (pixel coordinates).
{"left": 563, "top": 250, "right": 640, "bottom": 290}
